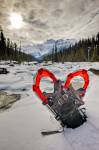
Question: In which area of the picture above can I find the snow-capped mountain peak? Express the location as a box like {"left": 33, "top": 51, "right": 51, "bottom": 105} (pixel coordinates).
{"left": 22, "top": 39, "right": 76, "bottom": 59}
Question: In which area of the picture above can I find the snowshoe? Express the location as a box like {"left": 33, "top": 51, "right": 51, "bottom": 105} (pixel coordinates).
{"left": 33, "top": 68, "right": 89, "bottom": 134}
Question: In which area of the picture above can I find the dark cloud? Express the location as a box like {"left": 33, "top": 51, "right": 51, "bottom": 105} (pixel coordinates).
{"left": 52, "top": 9, "right": 63, "bottom": 17}
{"left": 23, "top": 10, "right": 35, "bottom": 23}
{"left": 87, "top": 11, "right": 99, "bottom": 25}
{"left": 28, "top": 10, "right": 35, "bottom": 20}
{"left": 28, "top": 19, "right": 48, "bottom": 29}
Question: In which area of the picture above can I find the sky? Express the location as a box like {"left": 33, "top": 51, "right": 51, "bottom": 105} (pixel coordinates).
{"left": 0, "top": 0, "right": 99, "bottom": 45}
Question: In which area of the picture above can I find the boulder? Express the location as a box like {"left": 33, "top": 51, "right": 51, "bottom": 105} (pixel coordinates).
{"left": 0, "top": 92, "right": 20, "bottom": 109}
{"left": 0, "top": 68, "right": 9, "bottom": 74}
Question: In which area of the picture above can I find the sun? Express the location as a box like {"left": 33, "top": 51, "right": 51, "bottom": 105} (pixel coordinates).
{"left": 9, "top": 13, "right": 23, "bottom": 29}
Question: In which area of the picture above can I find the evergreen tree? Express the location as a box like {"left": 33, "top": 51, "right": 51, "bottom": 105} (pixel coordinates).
{"left": 0, "top": 28, "right": 34, "bottom": 62}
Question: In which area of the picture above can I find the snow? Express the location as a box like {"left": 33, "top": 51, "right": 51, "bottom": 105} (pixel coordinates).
{"left": 0, "top": 62, "right": 99, "bottom": 150}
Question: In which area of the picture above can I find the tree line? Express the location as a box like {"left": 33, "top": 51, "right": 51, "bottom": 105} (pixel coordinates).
{"left": 0, "top": 28, "right": 33, "bottom": 63}
{"left": 44, "top": 32, "right": 99, "bottom": 62}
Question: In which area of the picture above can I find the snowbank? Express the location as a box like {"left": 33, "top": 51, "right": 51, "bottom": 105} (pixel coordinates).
{"left": 0, "top": 62, "right": 99, "bottom": 150}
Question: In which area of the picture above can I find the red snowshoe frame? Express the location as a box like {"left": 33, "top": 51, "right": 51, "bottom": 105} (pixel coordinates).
{"left": 33, "top": 68, "right": 89, "bottom": 104}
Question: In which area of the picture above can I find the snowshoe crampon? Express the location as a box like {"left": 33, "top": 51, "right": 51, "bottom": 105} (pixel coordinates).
{"left": 33, "top": 68, "right": 89, "bottom": 135}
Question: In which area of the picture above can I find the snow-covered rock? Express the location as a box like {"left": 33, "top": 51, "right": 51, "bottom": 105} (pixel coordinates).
{"left": 0, "top": 91, "right": 20, "bottom": 109}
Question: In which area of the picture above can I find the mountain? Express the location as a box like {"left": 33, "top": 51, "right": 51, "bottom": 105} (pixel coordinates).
{"left": 22, "top": 39, "right": 76, "bottom": 59}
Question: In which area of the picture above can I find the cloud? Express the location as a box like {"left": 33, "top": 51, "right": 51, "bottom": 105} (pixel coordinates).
{"left": 0, "top": 0, "right": 99, "bottom": 45}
